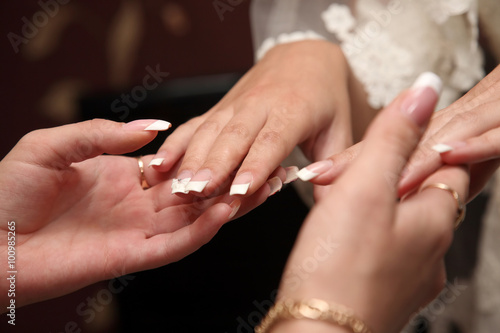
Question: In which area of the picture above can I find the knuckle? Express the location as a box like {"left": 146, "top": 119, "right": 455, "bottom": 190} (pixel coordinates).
{"left": 255, "top": 129, "right": 284, "bottom": 147}
{"left": 221, "top": 122, "right": 251, "bottom": 140}
{"left": 449, "top": 111, "right": 478, "bottom": 127}
{"left": 195, "top": 119, "right": 222, "bottom": 135}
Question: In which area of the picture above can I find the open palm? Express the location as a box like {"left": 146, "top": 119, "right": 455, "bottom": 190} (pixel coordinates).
{"left": 0, "top": 119, "right": 269, "bottom": 308}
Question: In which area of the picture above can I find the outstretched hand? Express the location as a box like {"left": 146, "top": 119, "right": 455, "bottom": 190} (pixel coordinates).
{"left": 150, "top": 40, "right": 362, "bottom": 197}
{"left": 0, "top": 119, "right": 272, "bottom": 309}
{"left": 298, "top": 66, "right": 500, "bottom": 201}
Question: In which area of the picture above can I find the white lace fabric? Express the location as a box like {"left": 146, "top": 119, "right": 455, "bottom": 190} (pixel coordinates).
{"left": 251, "top": 0, "right": 484, "bottom": 110}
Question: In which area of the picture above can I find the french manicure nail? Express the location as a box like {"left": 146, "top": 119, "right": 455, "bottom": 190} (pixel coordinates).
{"left": 123, "top": 119, "right": 172, "bottom": 131}
{"left": 412, "top": 72, "right": 442, "bottom": 95}
{"left": 228, "top": 199, "right": 241, "bottom": 219}
{"left": 432, "top": 143, "right": 454, "bottom": 153}
{"left": 171, "top": 170, "right": 193, "bottom": 194}
{"left": 401, "top": 72, "right": 442, "bottom": 127}
{"left": 230, "top": 172, "right": 253, "bottom": 196}
{"left": 267, "top": 177, "right": 283, "bottom": 196}
{"left": 296, "top": 160, "right": 333, "bottom": 181}
{"left": 284, "top": 166, "right": 299, "bottom": 184}
{"left": 185, "top": 169, "right": 212, "bottom": 193}
{"left": 171, "top": 178, "right": 191, "bottom": 194}
{"left": 148, "top": 158, "right": 165, "bottom": 167}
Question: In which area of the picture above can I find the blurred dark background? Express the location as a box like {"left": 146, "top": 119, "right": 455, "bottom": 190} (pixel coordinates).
{"left": 0, "top": 1, "right": 309, "bottom": 332}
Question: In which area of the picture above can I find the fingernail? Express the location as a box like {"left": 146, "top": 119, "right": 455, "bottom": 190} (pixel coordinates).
{"left": 432, "top": 142, "right": 466, "bottom": 153}
{"left": 171, "top": 170, "right": 193, "bottom": 194}
{"left": 185, "top": 169, "right": 212, "bottom": 193}
{"left": 296, "top": 160, "right": 333, "bottom": 181}
{"left": 284, "top": 166, "right": 299, "bottom": 184}
{"left": 148, "top": 158, "right": 165, "bottom": 167}
{"left": 267, "top": 177, "right": 283, "bottom": 196}
{"left": 431, "top": 143, "right": 454, "bottom": 153}
{"left": 149, "top": 151, "right": 168, "bottom": 168}
{"left": 228, "top": 199, "right": 241, "bottom": 220}
{"left": 230, "top": 172, "right": 253, "bottom": 196}
{"left": 401, "top": 72, "right": 442, "bottom": 127}
{"left": 123, "top": 119, "right": 172, "bottom": 131}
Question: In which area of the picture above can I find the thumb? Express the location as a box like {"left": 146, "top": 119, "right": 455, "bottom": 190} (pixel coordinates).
{"left": 345, "top": 72, "right": 442, "bottom": 192}
{"left": 13, "top": 119, "right": 171, "bottom": 168}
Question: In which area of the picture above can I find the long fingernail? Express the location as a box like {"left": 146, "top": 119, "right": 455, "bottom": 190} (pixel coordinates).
{"left": 432, "top": 142, "right": 467, "bottom": 153}
{"left": 431, "top": 143, "right": 454, "bottom": 153}
{"left": 149, "top": 151, "right": 168, "bottom": 168}
{"left": 123, "top": 119, "right": 172, "bottom": 131}
{"left": 296, "top": 160, "right": 333, "bottom": 181}
{"left": 267, "top": 177, "right": 283, "bottom": 196}
{"left": 228, "top": 199, "right": 241, "bottom": 220}
{"left": 230, "top": 172, "right": 253, "bottom": 196}
{"left": 149, "top": 158, "right": 165, "bottom": 167}
{"left": 284, "top": 166, "right": 299, "bottom": 184}
{"left": 185, "top": 169, "right": 212, "bottom": 193}
{"left": 401, "top": 72, "right": 442, "bottom": 127}
{"left": 171, "top": 170, "right": 193, "bottom": 194}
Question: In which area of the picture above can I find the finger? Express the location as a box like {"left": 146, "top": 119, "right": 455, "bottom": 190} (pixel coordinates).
{"left": 185, "top": 107, "right": 269, "bottom": 195}
{"left": 149, "top": 117, "right": 204, "bottom": 172}
{"left": 228, "top": 106, "right": 315, "bottom": 197}
{"left": 399, "top": 94, "right": 500, "bottom": 195}
{"left": 398, "top": 165, "right": 469, "bottom": 257}
{"left": 14, "top": 119, "right": 171, "bottom": 169}
{"left": 343, "top": 73, "right": 441, "bottom": 195}
{"left": 171, "top": 109, "right": 237, "bottom": 189}
{"left": 143, "top": 202, "right": 236, "bottom": 266}
{"left": 436, "top": 127, "right": 500, "bottom": 164}
{"left": 296, "top": 142, "right": 362, "bottom": 185}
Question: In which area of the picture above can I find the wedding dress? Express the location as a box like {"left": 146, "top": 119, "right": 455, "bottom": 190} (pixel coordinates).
{"left": 251, "top": 1, "right": 500, "bottom": 332}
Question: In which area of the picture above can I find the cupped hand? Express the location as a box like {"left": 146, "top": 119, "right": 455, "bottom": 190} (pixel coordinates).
{"left": 301, "top": 66, "right": 500, "bottom": 201}
{"left": 0, "top": 119, "right": 272, "bottom": 309}
{"left": 273, "top": 75, "right": 470, "bottom": 333}
{"left": 151, "top": 40, "right": 365, "bottom": 197}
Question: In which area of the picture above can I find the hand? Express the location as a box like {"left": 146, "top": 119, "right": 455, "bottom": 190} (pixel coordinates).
{"left": 0, "top": 119, "right": 273, "bottom": 309}
{"left": 300, "top": 66, "right": 500, "bottom": 201}
{"left": 151, "top": 40, "right": 373, "bottom": 197}
{"left": 272, "top": 75, "right": 470, "bottom": 333}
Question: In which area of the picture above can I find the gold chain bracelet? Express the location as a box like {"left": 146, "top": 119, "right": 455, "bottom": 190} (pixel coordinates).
{"left": 256, "top": 298, "right": 372, "bottom": 333}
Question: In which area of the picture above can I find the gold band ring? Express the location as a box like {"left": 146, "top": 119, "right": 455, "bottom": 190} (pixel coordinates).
{"left": 136, "top": 157, "right": 150, "bottom": 190}
{"left": 419, "top": 183, "right": 465, "bottom": 229}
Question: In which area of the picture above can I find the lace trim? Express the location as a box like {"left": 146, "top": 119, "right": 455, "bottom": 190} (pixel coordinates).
{"left": 255, "top": 30, "right": 326, "bottom": 61}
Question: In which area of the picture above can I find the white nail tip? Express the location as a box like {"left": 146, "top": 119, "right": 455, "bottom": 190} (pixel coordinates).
{"left": 185, "top": 180, "right": 209, "bottom": 193}
{"left": 284, "top": 166, "right": 299, "bottom": 184}
{"left": 148, "top": 158, "right": 164, "bottom": 167}
{"left": 144, "top": 120, "right": 172, "bottom": 131}
{"left": 432, "top": 143, "right": 454, "bottom": 153}
{"left": 296, "top": 168, "right": 319, "bottom": 182}
{"left": 171, "top": 178, "right": 191, "bottom": 194}
{"left": 412, "top": 72, "right": 443, "bottom": 95}
{"left": 268, "top": 177, "right": 283, "bottom": 196}
{"left": 230, "top": 183, "right": 251, "bottom": 196}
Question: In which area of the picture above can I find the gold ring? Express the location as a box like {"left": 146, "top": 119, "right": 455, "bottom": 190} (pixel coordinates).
{"left": 419, "top": 183, "right": 465, "bottom": 229}
{"left": 136, "top": 157, "right": 150, "bottom": 190}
